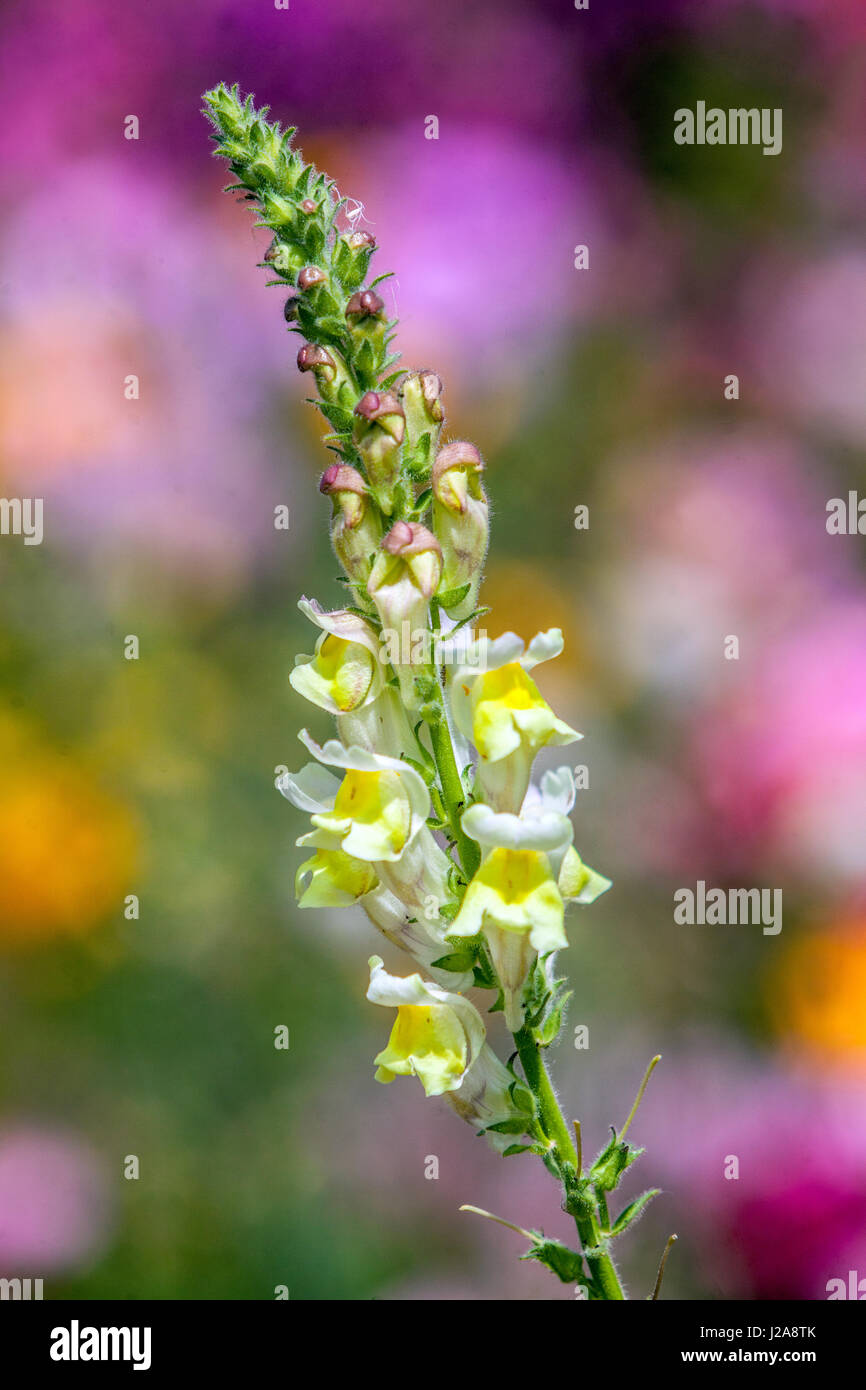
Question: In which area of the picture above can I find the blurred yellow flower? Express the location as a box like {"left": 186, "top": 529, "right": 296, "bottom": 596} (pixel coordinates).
{"left": 0, "top": 714, "right": 138, "bottom": 944}
{"left": 772, "top": 923, "right": 866, "bottom": 1071}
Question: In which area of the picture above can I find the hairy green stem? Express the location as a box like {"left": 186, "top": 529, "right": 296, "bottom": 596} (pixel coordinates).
{"left": 428, "top": 713, "right": 481, "bottom": 880}
{"left": 514, "top": 1024, "right": 625, "bottom": 1300}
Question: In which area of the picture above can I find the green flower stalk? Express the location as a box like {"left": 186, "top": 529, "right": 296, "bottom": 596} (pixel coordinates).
{"left": 203, "top": 84, "right": 671, "bottom": 1301}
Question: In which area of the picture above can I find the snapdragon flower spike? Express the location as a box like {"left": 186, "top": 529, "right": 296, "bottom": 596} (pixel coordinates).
{"left": 279, "top": 731, "right": 429, "bottom": 863}
{"left": 450, "top": 630, "right": 582, "bottom": 813}
{"left": 368, "top": 522, "right": 443, "bottom": 710}
{"left": 448, "top": 803, "right": 573, "bottom": 1030}
{"left": 319, "top": 464, "right": 382, "bottom": 608}
{"left": 367, "top": 958, "right": 530, "bottom": 1147}
{"left": 353, "top": 390, "right": 405, "bottom": 516}
{"left": 207, "top": 92, "right": 638, "bottom": 1300}
{"left": 432, "top": 441, "right": 489, "bottom": 618}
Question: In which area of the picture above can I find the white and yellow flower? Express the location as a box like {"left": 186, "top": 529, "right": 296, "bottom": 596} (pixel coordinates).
{"left": 449, "top": 630, "right": 582, "bottom": 813}
{"left": 523, "top": 766, "right": 612, "bottom": 904}
{"left": 290, "top": 599, "right": 383, "bottom": 715}
{"left": 289, "top": 598, "right": 414, "bottom": 757}
{"left": 278, "top": 731, "right": 429, "bottom": 864}
{"left": 447, "top": 803, "right": 573, "bottom": 1031}
{"left": 367, "top": 954, "right": 485, "bottom": 1096}
{"left": 366, "top": 957, "right": 527, "bottom": 1146}
{"left": 295, "top": 847, "right": 380, "bottom": 909}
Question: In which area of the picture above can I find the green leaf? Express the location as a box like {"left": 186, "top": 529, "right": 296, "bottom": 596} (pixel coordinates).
{"left": 447, "top": 605, "right": 491, "bottom": 638}
{"left": 437, "top": 901, "right": 460, "bottom": 924}
{"left": 590, "top": 1130, "right": 645, "bottom": 1192}
{"left": 535, "top": 989, "right": 573, "bottom": 1048}
{"left": 609, "top": 1189, "right": 661, "bottom": 1237}
{"left": 473, "top": 957, "right": 497, "bottom": 990}
{"left": 436, "top": 582, "right": 471, "bottom": 610}
{"left": 429, "top": 950, "right": 476, "bottom": 974}
{"left": 486, "top": 1118, "right": 531, "bottom": 1135}
{"left": 521, "top": 1237, "right": 586, "bottom": 1285}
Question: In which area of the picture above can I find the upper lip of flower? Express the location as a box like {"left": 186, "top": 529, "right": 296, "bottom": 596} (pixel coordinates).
{"left": 461, "top": 801, "right": 574, "bottom": 855}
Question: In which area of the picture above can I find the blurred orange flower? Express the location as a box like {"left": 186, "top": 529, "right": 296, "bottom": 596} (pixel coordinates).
{"left": 0, "top": 712, "right": 138, "bottom": 944}
{"left": 772, "top": 922, "right": 866, "bottom": 1072}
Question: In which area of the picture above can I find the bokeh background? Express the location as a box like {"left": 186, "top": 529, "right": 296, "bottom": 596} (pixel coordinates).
{"left": 1, "top": 0, "right": 865, "bottom": 1301}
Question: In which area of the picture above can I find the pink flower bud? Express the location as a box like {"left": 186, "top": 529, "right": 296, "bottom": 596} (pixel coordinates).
{"left": 402, "top": 370, "right": 445, "bottom": 466}
{"left": 297, "top": 265, "right": 328, "bottom": 291}
{"left": 319, "top": 465, "right": 381, "bottom": 606}
{"left": 297, "top": 343, "right": 337, "bottom": 380}
{"left": 345, "top": 230, "right": 376, "bottom": 253}
{"left": 432, "top": 441, "right": 489, "bottom": 617}
{"left": 353, "top": 391, "right": 406, "bottom": 516}
{"left": 345, "top": 289, "right": 386, "bottom": 322}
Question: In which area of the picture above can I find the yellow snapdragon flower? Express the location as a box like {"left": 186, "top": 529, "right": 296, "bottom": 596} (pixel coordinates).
{"left": 450, "top": 630, "right": 581, "bottom": 812}
{"left": 289, "top": 599, "right": 383, "bottom": 715}
{"left": 278, "top": 731, "right": 429, "bottom": 864}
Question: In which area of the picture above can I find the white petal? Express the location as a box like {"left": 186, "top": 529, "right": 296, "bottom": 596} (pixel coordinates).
{"left": 522, "top": 628, "right": 565, "bottom": 669}
{"left": 461, "top": 802, "right": 574, "bottom": 853}
{"left": 538, "top": 766, "right": 576, "bottom": 815}
{"left": 298, "top": 597, "right": 383, "bottom": 664}
{"left": 277, "top": 762, "right": 341, "bottom": 813}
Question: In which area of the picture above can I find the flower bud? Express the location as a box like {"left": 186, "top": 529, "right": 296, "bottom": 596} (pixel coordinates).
{"left": 353, "top": 390, "right": 405, "bottom": 515}
{"left": 368, "top": 523, "right": 442, "bottom": 710}
{"left": 345, "top": 288, "right": 387, "bottom": 358}
{"left": 319, "top": 464, "right": 382, "bottom": 605}
{"left": 432, "top": 441, "right": 489, "bottom": 618}
{"left": 335, "top": 230, "right": 377, "bottom": 291}
{"left": 345, "top": 230, "right": 376, "bottom": 253}
{"left": 297, "top": 342, "right": 353, "bottom": 405}
{"left": 346, "top": 288, "right": 384, "bottom": 319}
{"left": 297, "top": 265, "right": 328, "bottom": 291}
{"left": 298, "top": 197, "right": 317, "bottom": 215}
{"left": 401, "top": 371, "right": 445, "bottom": 464}
{"left": 263, "top": 235, "right": 305, "bottom": 279}
{"left": 298, "top": 342, "right": 336, "bottom": 379}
